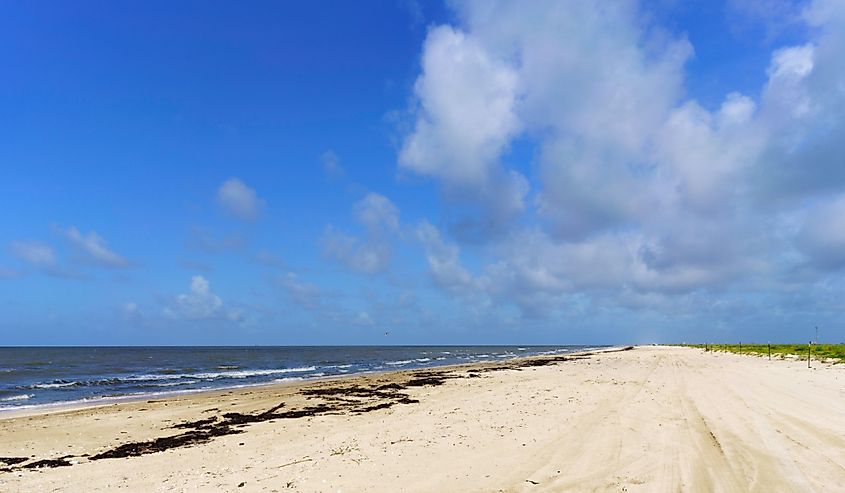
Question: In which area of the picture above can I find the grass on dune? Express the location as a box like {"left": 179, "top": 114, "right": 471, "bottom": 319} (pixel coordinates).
{"left": 683, "top": 344, "right": 845, "bottom": 363}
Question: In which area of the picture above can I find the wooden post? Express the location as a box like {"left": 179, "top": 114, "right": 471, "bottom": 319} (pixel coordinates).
{"left": 808, "top": 341, "right": 811, "bottom": 369}
{"left": 768, "top": 343, "right": 771, "bottom": 361}
{"left": 739, "top": 341, "right": 742, "bottom": 355}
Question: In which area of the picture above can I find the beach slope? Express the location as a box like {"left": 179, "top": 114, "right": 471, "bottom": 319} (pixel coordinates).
{"left": 1, "top": 346, "right": 843, "bottom": 492}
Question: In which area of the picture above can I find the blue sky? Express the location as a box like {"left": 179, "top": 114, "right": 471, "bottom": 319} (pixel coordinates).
{"left": 2, "top": 0, "right": 844, "bottom": 345}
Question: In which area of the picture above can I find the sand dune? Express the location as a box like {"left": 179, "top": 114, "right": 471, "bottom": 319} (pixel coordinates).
{"left": 1, "top": 346, "right": 843, "bottom": 492}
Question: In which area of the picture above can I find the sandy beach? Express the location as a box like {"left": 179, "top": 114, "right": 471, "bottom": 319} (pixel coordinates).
{"left": 1, "top": 345, "right": 843, "bottom": 492}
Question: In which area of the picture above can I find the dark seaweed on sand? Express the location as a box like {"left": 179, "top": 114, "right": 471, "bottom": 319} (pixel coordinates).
{"left": 88, "top": 373, "right": 454, "bottom": 461}
{"left": 1, "top": 349, "right": 627, "bottom": 471}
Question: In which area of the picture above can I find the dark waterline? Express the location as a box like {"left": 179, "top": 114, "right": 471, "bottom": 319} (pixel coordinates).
{"left": 0, "top": 345, "right": 604, "bottom": 410}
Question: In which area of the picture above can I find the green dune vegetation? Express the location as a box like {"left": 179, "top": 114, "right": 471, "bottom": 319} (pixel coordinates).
{"left": 684, "top": 344, "right": 845, "bottom": 363}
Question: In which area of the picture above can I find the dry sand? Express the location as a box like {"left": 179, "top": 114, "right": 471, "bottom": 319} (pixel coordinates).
{"left": 1, "top": 345, "right": 843, "bottom": 492}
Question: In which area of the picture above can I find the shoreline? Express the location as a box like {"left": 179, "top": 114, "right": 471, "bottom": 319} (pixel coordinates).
{"left": 0, "top": 346, "right": 620, "bottom": 420}
{"left": 3, "top": 345, "right": 843, "bottom": 492}
{"left": 0, "top": 347, "right": 623, "bottom": 472}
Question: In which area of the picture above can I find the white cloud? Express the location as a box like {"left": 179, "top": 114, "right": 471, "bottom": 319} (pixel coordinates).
{"left": 322, "top": 227, "right": 391, "bottom": 275}
{"left": 165, "top": 275, "right": 241, "bottom": 322}
{"left": 400, "top": 26, "right": 520, "bottom": 185}
{"left": 9, "top": 240, "right": 79, "bottom": 279}
{"left": 59, "top": 226, "right": 130, "bottom": 268}
{"left": 322, "top": 193, "right": 400, "bottom": 275}
{"left": 753, "top": 2, "right": 845, "bottom": 202}
{"left": 393, "top": 0, "right": 845, "bottom": 320}
{"left": 10, "top": 241, "right": 57, "bottom": 269}
{"left": 727, "top": 0, "right": 804, "bottom": 37}
{"left": 768, "top": 44, "right": 815, "bottom": 80}
{"left": 353, "top": 193, "right": 400, "bottom": 233}
{"left": 415, "top": 221, "right": 477, "bottom": 293}
{"left": 481, "top": 0, "right": 691, "bottom": 238}
{"left": 399, "top": 25, "right": 527, "bottom": 226}
{"left": 803, "top": 0, "right": 845, "bottom": 27}
{"left": 217, "top": 178, "right": 263, "bottom": 221}
{"left": 654, "top": 94, "right": 763, "bottom": 214}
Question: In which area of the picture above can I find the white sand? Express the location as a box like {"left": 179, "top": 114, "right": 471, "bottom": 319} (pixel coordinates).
{"left": 1, "top": 346, "right": 843, "bottom": 492}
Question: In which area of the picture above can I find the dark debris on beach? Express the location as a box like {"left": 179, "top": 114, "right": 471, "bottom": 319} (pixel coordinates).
{"left": 1, "top": 348, "right": 632, "bottom": 472}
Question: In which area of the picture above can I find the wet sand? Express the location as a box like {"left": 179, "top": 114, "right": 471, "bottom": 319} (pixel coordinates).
{"left": 1, "top": 345, "right": 843, "bottom": 492}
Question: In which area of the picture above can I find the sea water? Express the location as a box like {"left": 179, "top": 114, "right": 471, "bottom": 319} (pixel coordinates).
{"left": 0, "top": 346, "right": 599, "bottom": 411}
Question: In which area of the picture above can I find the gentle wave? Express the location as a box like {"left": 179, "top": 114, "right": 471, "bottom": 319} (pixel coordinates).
{"left": 25, "top": 366, "right": 321, "bottom": 390}
{"left": 0, "top": 387, "right": 217, "bottom": 413}
{"left": 0, "top": 346, "right": 596, "bottom": 410}
{"left": 33, "top": 381, "right": 78, "bottom": 389}
{"left": 385, "top": 360, "right": 414, "bottom": 366}
{"left": 1, "top": 394, "right": 33, "bottom": 402}
{"left": 192, "top": 367, "right": 317, "bottom": 379}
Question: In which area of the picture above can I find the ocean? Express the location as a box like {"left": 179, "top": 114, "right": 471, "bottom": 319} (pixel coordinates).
{"left": 0, "top": 345, "right": 599, "bottom": 411}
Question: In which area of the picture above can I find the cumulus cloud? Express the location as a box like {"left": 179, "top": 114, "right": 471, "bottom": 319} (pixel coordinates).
{"left": 58, "top": 226, "right": 130, "bottom": 268}
{"left": 396, "top": 0, "right": 845, "bottom": 320}
{"left": 399, "top": 25, "right": 528, "bottom": 231}
{"left": 472, "top": 0, "right": 691, "bottom": 239}
{"left": 654, "top": 93, "right": 764, "bottom": 214}
{"left": 165, "top": 275, "right": 242, "bottom": 322}
{"left": 752, "top": 3, "right": 845, "bottom": 202}
{"left": 322, "top": 193, "right": 400, "bottom": 275}
{"left": 217, "top": 178, "right": 263, "bottom": 221}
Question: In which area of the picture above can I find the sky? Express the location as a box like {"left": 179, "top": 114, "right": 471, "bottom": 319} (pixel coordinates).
{"left": 1, "top": 0, "right": 844, "bottom": 345}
